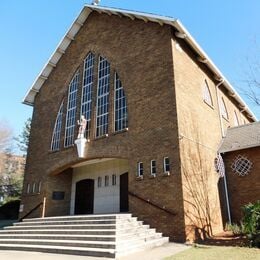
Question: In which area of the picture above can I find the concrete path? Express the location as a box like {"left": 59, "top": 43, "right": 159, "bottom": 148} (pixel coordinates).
{"left": 119, "top": 243, "right": 190, "bottom": 260}
{"left": 0, "top": 243, "right": 189, "bottom": 260}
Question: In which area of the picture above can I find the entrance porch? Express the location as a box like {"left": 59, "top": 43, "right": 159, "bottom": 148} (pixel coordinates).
{"left": 70, "top": 158, "right": 129, "bottom": 215}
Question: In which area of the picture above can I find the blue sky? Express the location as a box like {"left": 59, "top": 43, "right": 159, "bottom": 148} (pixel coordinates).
{"left": 0, "top": 0, "right": 259, "bottom": 141}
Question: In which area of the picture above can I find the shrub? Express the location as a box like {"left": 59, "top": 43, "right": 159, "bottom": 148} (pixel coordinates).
{"left": 225, "top": 223, "right": 243, "bottom": 235}
{"left": 241, "top": 201, "right": 260, "bottom": 248}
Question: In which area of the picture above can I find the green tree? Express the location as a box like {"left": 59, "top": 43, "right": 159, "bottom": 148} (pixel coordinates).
{"left": 15, "top": 118, "right": 31, "bottom": 156}
{"left": 0, "top": 150, "right": 24, "bottom": 206}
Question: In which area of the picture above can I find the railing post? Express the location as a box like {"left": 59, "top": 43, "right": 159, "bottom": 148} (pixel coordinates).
{"left": 41, "top": 197, "right": 46, "bottom": 218}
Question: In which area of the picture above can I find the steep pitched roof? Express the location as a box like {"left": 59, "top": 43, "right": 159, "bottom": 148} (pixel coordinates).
{"left": 22, "top": 4, "right": 257, "bottom": 121}
{"left": 218, "top": 121, "right": 260, "bottom": 153}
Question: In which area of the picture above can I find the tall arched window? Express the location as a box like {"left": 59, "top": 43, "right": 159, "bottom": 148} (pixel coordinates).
{"left": 220, "top": 97, "right": 228, "bottom": 120}
{"left": 114, "top": 73, "right": 128, "bottom": 131}
{"left": 234, "top": 111, "right": 239, "bottom": 126}
{"left": 96, "top": 56, "right": 110, "bottom": 137}
{"left": 81, "top": 53, "right": 94, "bottom": 138}
{"left": 64, "top": 70, "right": 80, "bottom": 147}
{"left": 203, "top": 80, "right": 213, "bottom": 107}
{"left": 51, "top": 100, "right": 64, "bottom": 151}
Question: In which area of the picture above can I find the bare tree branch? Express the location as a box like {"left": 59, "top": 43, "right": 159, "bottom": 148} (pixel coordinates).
{"left": 0, "top": 121, "right": 12, "bottom": 152}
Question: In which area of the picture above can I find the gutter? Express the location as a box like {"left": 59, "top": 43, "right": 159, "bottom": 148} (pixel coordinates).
{"left": 174, "top": 20, "right": 257, "bottom": 121}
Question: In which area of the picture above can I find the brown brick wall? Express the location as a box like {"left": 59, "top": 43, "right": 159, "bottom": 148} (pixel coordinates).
{"left": 20, "top": 10, "right": 255, "bottom": 242}
{"left": 20, "top": 12, "right": 186, "bottom": 241}
{"left": 170, "top": 35, "right": 253, "bottom": 241}
{"left": 223, "top": 147, "right": 260, "bottom": 223}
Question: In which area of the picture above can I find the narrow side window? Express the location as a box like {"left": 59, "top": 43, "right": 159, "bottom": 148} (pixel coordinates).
{"left": 137, "top": 162, "right": 144, "bottom": 177}
{"left": 151, "top": 160, "right": 156, "bottom": 176}
{"left": 51, "top": 100, "right": 64, "bottom": 151}
{"left": 164, "top": 157, "right": 170, "bottom": 173}
{"left": 203, "top": 80, "right": 213, "bottom": 107}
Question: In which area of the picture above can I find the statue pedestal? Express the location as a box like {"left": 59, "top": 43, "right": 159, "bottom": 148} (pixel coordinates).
{"left": 75, "top": 138, "right": 87, "bottom": 158}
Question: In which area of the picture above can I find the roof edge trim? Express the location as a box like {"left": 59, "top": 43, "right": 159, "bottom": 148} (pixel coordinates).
{"left": 22, "top": 5, "right": 257, "bottom": 121}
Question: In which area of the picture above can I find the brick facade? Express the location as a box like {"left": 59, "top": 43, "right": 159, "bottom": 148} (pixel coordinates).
{"left": 20, "top": 9, "right": 255, "bottom": 242}
{"left": 221, "top": 147, "right": 260, "bottom": 223}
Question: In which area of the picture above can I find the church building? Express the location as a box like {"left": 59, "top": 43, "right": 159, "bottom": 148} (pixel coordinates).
{"left": 19, "top": 4, "right": 256, "bottom": 243}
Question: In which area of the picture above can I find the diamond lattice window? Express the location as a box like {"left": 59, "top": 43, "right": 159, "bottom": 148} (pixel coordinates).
{"left": 231, "top": 155, "right": 253, "bottom": 176}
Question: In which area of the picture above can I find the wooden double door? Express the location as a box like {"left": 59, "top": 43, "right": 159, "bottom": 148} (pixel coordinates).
{"left": 74, "top": 173, "right": 128, "bottom": 215}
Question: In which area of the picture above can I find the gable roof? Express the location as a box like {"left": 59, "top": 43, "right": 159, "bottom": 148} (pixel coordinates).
{"left": 218, "top": 121, "right": 260, "bottom": 153}
{"left": 22, "top": 4, "right": 257, "bottom": 121}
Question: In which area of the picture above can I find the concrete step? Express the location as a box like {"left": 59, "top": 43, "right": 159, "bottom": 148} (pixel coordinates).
{"left": 0, "top": 231, "right": 161, "bottom": 244}
{"left": 0, "top": 229, "right": 116, "bottom": 235}
{"left": 0, "top": 234, "right": 116, "bottom": 241}
{"left": 1, "top": 213, "right": 169, "bottom": 258}
{"left": 4, "top": 225, "right": 150, "bottom": 235}
{"left": 117, "top": 233, "right": 163, "bottom": 244}
{"left": 4, "top": 224, "right": 117, "bottom": 230}
{"left": 15, "top": 219, "right": 117, "bottom": 226}
{"left": 0, "top": 244, "right": 115, "bottom": 258}
{"left": 23, "top": 214, "right": 132, "bottom": 222}
{"left": 117, "top": 237, "right": 169, "bottom": 256}
{"left": 0, "top": 239, "right": 116, "bottom": 249}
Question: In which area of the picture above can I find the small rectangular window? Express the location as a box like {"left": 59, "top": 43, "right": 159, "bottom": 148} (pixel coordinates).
{"left": 105, "top": 175, "right": 109, "bottom": 186}
{"left": 151, "top": 160, "right": 156, "bottom": 175}
{"left": 32, "top": 183, "right": 36, "bottom": 193}
{"left": 98, "top": 177, "right": 102, "bottom": 188}
{"left": 26, "top": 183, "right": 30, "bottom": 194}
{"left": 38, "top": 181, "right": 42, "bottom": 193}
{"left": 112, "top": 174, "right": 116, "bottom": 185}
{"left": 164, "top": 157, "right": 170, "bottom": 173}
{"left": 137, "top": 162, "right": 143, "bottom": 177}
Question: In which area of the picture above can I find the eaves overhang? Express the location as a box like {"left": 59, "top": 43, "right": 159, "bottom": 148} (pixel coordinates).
{"left": 22, "top": 4, "right": 257, "bottom": 121}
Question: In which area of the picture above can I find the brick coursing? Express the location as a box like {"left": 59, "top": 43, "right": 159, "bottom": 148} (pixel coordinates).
{"left": 222, "top": 147, "right": 260, "bottom": 223}
{"left": 20, "top": 11, "right": 255, "bottom": 242}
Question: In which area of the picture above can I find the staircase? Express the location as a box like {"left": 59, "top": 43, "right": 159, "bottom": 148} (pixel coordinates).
{"left": 0, "top": 214, "right": 169, "bottom": 258}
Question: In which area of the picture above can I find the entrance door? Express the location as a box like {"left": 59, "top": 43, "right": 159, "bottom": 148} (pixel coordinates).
{"left": 120, "top": 172, "right": 129, "bottom": 212}
{"left": 74, "top": 179, "right": 94, "bottom": 215}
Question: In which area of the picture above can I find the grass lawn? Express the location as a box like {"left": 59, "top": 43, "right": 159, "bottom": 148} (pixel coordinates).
{"left": 166, "top": 245, "right": 260, "bottom": 260}
{"left": 0, "top": 219, "right": 17, "bottom": 229}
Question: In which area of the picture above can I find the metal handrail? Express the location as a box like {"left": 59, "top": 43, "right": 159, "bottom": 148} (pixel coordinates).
{"left": 128, "top": 191, "right": 177, "bottom": 216}
{"left": 19, "top": 197, "right": 46, "bottom": 221}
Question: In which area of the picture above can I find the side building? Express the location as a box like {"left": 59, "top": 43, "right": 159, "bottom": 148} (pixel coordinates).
{"left": 20, "top": 5, "right": 256, "bottom": 242}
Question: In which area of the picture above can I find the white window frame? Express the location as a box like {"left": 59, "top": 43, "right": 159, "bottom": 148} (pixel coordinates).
{"left": 51, "top": 100, "right": 64, "bottom": 151}
{"left": 137, "top": 162, "right": 144, "bottom": 177}
{"left": 97, "top": 177, "right": 102, "bottom": 188}
{"left": 38, "top": 181, "right": 42, "bottom": 193}
{"left": 150, "top": 160, "right": 156, "bottom": 176}
{"left": 81, "top": 53, "right": 94, "bottom": 139}
{"left": 220, "top": 97, "right": 228, "bottom": 120}
{"left": 164, "top": 157, "right": 170, "bottom": 173}
{"left": 114, "top": 73, "right": 128, "bottom": 132}
{"left": 26, "top": 183, "right": 30, "bottom": 194}
{"left": 234, "top": 111, "right": 239, "bottom": 126}
{"left": 32, "top": 182, "right": 36, "bottom": 193}
{"left": 112, "top": 174, "right": 116, "bottom": 186}
{"left": 64, "top": 70, "right": 80, "bottom": 147}
{"left": 203, "top": 80, "right": 213, "bottom": 107}
{"left": 105, "top": 175, "right": 109, "bottom": 186}
{"left": 96, "top": 56, "right": 110, "bottom": 137}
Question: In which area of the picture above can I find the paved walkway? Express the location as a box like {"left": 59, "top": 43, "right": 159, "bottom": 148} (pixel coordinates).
{"left": 0, "top": 243, "right": 189, "bottom": 260}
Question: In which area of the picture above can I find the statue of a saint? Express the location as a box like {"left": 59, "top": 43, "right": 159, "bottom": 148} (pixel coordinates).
{"left": 77, "top": 115, "right": 87, "bottom": 139}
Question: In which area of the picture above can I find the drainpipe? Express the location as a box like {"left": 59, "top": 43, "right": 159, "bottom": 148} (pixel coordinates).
{"left": 215, "top": 79, "right": 232, "bottom": 224}
{"left": 215, "top": 79, "right": 225, "bottom": 137}
{"left": 222, "top": 157, "right": 232, "bottom": 224}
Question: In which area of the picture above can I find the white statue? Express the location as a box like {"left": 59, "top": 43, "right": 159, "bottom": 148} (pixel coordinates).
{"left": 77, "top": 115, "right": 87, "bottom": 139}
{"left": 92, "top": 0, "right": 100, "bottom": 6}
